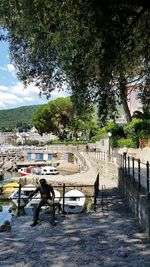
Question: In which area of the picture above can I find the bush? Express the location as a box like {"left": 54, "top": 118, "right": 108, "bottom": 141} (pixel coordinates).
{"left": 46, "top": 140, "right": 87, "bottom": 145}
{"left": 123, "top": 118, "right": 150, "bottom": 139}
{"left": 112, "top": 138, "right": 138, "bottom": 148}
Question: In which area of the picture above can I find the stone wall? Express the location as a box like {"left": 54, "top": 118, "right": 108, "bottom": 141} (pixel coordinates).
{"left": 89, "top": 158, "right": 119, "bottom": 185}
{"left": 90, "top": 156, "right": 150, "bottom": 237}
{"left": 119, "top": 172, "right": 150, "bottom": 237}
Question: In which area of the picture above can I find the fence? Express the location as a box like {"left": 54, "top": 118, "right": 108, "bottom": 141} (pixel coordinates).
{"left": 85, "top": 150, "right": 122, "bottom": 166}
{"left": 122, "top": 153, "right": 150, "bottom": 194}
{"left": 85, "top": 149, "right": 150, "bottom": 195}
{"left": 17, "top": 174, "right": 99, "bottom": 216}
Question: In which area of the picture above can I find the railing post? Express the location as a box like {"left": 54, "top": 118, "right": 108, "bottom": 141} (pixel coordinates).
{"left": 124, "top": 153, "right": 127, "bottom": 174}
{"left": 146, "top": 161, "right": 149, "bottom": 194}
{"left": 132, "top": 157, "right": 135, "bottom": 183}
{"left": 93, "top": 174, "right": 99, "bottom": 211}
{"left": 127, "top": 156, "right": 130, "bottom": 177}
{"left": 93, "top": 185, "right": 97, "bottom": 211}
{"left": 138, "top": 159, "right": 141, "bottom": 189}
{"left": 62, "top": 183, "right": 65, "bottom": 213}
{"left": 17, "top": 183, "right": 21, "bottom": 216}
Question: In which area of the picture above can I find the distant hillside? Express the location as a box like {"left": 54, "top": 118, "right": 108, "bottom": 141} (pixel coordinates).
{"left": 0, "top": 105, "right": 43, "bottom": 131}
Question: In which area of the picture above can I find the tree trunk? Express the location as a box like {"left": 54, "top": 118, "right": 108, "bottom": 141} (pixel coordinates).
{"left": 119, "top": 77, "right": 132, "bottom": 123}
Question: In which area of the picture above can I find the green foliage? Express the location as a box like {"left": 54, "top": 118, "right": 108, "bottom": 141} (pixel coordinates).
{"left": 33, "top": 96, "right": 74, "bottom": 136}
{"left": 17, "top": 140, "right": 39, "bottom": 146}
{"left": 0, "top": 105, "right": 41, "bottom": 131}
{"left": 45, "top": 140, "right": 87, "bottom": 145}
{"left": 92, "top": 121, "right": 119, "bottom": 140}
{"left": 123, "top": 118, "right": 142, "bottom": 137}
{"left": 0, "top": 1, "right": 149, "bottom": 124}
{"left": 112, "top": 138, "right": 138, "bottom": 148}
{"left": 33, "top": 96, "right": 97, "bottom": 140}
{"left": 123, "top": 118, "right": 150, "bottom": 139}
{"left": 138, "top": 129, "right": 150, "bottom": 139}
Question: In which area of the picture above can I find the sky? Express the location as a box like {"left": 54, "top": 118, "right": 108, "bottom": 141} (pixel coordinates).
{"left": 0, "top": 41, "right": 69, "bottom": 110}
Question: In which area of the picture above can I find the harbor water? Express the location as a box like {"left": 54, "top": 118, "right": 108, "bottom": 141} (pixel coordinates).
{"left": 0, "top": 202, "right": 12, "bottom": 225}
{"left": 0, "top": 171, "right": 20, "bottom": 225}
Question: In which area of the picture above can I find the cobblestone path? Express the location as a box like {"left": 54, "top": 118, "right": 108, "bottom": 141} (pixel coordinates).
{"left": 0, "top": 186, "right": 150, "bottom": 267}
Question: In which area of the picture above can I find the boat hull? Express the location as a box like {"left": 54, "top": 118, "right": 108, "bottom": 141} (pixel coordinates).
{"left": 24, "top": 189, "right": 61, "bottom": 215}
{"left": 60, "top": 189, "right": 86, "bottom": 213}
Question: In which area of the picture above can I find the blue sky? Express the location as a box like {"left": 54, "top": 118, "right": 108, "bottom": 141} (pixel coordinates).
{"left": 0, "top": 41, "right": 68, "bottom": 110}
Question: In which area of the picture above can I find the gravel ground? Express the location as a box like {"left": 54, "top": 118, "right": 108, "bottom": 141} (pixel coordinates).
{"left": 0, "top": 186, "right": 150, "bottom": 267}
{"left": 0, "top": 156, "right": 150, "bottom": 267}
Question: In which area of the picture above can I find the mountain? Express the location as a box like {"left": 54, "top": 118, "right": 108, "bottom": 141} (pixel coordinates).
{"left": 0, "top": 105, "right": 43, "bottom": 131}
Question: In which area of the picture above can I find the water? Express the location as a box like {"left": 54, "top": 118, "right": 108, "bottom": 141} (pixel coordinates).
{"left": 0, "top": 171, "right": 20, "bottom": 224}
{"left": 0, "top": 202, "right": 12, "bottom": 225}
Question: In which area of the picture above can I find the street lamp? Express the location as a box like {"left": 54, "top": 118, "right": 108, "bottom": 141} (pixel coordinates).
{"left": 107, "top": 132, "right": 112, "bottom": 155}
{"left": 123, "top": 146, "right": 128, "bottom": 169}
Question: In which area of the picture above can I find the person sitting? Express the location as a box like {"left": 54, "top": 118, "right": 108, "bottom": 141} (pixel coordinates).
{"left": 29, "top": 179, "right": 56, "bottom": 227}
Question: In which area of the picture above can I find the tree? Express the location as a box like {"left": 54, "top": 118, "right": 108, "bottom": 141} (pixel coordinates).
{"left": 33, "top": 96, "right": 97, "bottom": 140}
{"left": 33, "top": 97, "right": 74, "bottom": 137}
{"left": 0, "top": 1, "right": 149, "bottom": 123}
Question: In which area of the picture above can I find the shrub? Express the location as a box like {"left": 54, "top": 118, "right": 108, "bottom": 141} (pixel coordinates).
{"left": 112, "top": 138, "right": 138, "bottom": 148}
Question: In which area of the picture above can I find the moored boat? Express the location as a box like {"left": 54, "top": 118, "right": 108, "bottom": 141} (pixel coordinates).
{"left": 60, "top": 189, "right": 86, "bottom": 213}
{"left": 24, "top": 189, "right": 61, "bottom": 215}
{"left": 18, "top": 166, "right": 59, "bottom": 176}
{"left": 2, "top": 182, "right": 19, "bottom": 194}
{"left": 9, "top": 184, "right": 36, "bottom": 207}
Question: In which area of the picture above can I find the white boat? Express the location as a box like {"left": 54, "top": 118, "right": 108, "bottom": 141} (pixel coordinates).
{"left": 41, "top": 166, "right": 59, "bottom": 175}
{"left": 10, "top": 184, "right": 61, "bottom": 213}
{"left": 60, "top": 189, "right": 86, "bottom": 213}
{"left": 18, "top": 166, "right": 59, "bottom": 176}
{"left": 24, "top": 189, "right": 61, "bottom": 215}
{"left": 9, "top": 184, "right": 36, "bottom": 207}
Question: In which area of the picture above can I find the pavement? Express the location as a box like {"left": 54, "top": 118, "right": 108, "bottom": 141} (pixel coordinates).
{"left": 0, "top": 170, "right": 150, "bottom": 267}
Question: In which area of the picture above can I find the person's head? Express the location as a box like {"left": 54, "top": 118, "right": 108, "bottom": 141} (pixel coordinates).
{"left": 39, "top": 178, "right": 46, "bottom": 186}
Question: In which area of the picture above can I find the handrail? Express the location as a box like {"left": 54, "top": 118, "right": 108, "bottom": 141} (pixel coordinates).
{"left": 16, "top": 174, "right": 100, "bottom": 216}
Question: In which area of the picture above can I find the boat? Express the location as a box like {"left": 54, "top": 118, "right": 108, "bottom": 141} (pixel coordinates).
{"left": 60, "top": 189, "right": 86, "bottom": 213}
{"left": 10, "top": 184, "right": 61, "bottom": 210}
{"left": 41, "top": 166, "right": 59, "bottom": 175}
{"left": 18, "top": 166, "right": 42, "bottom": 176}
{"left": 9, "top": 184, "right": 36, "bottom": 207}
{"left": 24, "top": 189, "right": 61, "bottom": 215}
{"left": 18, "top": 166, "right": 59, "bottom": 176}
{"left": 2, "top": 182, "right": 19, "bottom": 194}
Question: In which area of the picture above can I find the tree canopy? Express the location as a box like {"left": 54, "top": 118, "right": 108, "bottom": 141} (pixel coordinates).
{"left": 32, "top": 96, "right": 97, "bottom": 140}
{"left": 0, "top": 0, "right": 149, "bottom": 123}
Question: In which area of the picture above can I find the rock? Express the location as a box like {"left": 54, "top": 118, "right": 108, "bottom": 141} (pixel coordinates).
{"left": 0, "top": 220, "right": 11, "bottom": 232}
{"left": 2, "top": 161, "right": 13, "bottom": 171}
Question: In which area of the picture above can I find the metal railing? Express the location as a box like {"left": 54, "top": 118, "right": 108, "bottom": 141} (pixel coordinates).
{"left": 85, "top": 150, "right": 122, "bottom": 165}
{"left": 85, "top": 150, "right": 150, "bottom": 194}
{"left": 122, "top": 154, "right": 150, "bottom": 194}
{"left": 17, "top": 174, "right": 100, "bottom": 216}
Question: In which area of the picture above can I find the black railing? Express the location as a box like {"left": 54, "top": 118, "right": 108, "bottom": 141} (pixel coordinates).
{"left": 17, "top": 174, "right": 100, "bottom": 216}
{"left": 122, "top": 154, "right": 150, "bottom": 194}
{"left": 86, "top": 149, "right": 150, "bottom": 195}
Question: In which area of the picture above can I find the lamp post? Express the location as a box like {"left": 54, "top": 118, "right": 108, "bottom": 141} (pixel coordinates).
{"left": 107, "top": 132, "right": 112, "bottom": 155}
{"left": 123, "top": 146, "right": 128, "bottom": 171}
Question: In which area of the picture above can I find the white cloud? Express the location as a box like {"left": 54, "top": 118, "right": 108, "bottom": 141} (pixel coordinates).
{"left": 0, "top": 81, "right": 70, "bottom": 110}
{"left": 0, "top": 63, "right": 16, "bottom": 73}
{"left": 0, "top": 101, "right": 6, "bottom": 109}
